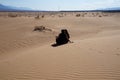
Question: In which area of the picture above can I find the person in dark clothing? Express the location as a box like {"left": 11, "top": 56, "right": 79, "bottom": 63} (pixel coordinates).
{"left": 56, "top": 29, "right": 70, "bottom": 45}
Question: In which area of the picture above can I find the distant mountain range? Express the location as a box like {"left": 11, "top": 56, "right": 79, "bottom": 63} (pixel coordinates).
{"left": 103, "top": 7, "right": 120, "bottom": 10}
{"left": 97, "top": 7, "right": 120, "bottom": 12}
{"left": 0, "top": 4, "right": 32, "bottom": 11}
{"left": 0, "top": 3, "right": 120, "bottom": 12}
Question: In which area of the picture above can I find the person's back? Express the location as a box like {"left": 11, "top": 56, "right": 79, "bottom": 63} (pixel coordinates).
{"left": 64, "top": 29, "right": 70, "bottom": 39}
{"left": 56, "top": 29, "right": 70, "bottom": 45}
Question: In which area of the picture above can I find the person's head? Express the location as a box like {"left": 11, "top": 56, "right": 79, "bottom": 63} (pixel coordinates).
{"left": 61, "top": 29, "right": 67, "bottom": 33}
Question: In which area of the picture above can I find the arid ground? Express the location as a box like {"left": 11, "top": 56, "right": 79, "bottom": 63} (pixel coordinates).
{"left": 0, "top": 12, "right": 120, "bottom": 80}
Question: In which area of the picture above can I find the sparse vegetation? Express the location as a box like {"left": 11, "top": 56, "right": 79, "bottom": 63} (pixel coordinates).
{"left": 33, "top": 26, "right": 52, "bottom": 32}
{"left": 58, "top": 15, "right": 64, "bottom": 17}
{"left": 99, "top": 15, "right": 102, "bottom": 17}
{"left": 76, "top": 14, "right": 81, "bottom": 17}
{"left": 35, "top": 15, "right": 44, "bottom": 19}
{"left": 41, "top": 15, "right": 44, "bottom": 18}
{"left": 35, "top": 15, "right": 40, "bottom": 19}
{"left": 8, "top": 13, "right": 17, "bottom": 17}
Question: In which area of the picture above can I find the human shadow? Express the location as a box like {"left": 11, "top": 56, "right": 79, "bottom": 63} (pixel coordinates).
{"left": 51, "top": 43, "right": 67, "bottom": 47}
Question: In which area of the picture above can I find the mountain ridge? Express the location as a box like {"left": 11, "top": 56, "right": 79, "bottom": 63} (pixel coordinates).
{"left": 0, "top": 4, "right": 32, "bottom": 11}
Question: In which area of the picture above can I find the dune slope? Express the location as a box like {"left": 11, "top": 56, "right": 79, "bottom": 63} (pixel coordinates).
{"left": 0, "top": 12, "right": 120, "bottom": 80}
{"left": 0, "top": 33, "right": 120, "bottom": 80}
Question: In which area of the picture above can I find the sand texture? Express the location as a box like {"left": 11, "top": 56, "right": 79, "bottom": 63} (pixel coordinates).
{"left": 0, "top": 12, "right": 120, "bottom": 80}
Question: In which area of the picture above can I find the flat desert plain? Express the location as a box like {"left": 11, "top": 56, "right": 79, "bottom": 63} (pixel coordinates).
{"left": 0, "top": 12, "right": 120, "bottom": 80}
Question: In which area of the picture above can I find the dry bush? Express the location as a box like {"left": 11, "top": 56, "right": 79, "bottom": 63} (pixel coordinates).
{"left": 102, "top": 13, "right": 108, "bottom": 17}
{"left": 41, "top": 15, "right": 44, "bottom": 18}
{"left": 33, "top": 26, "right": 52, "bottom": 32}
{"left": 99, "top": 15, "right": 102, "bottom": 17}
{"left": 35, "top": 15, "right": 44, "bottom": 19}
{"left": 58, "top": 15, "right": 64, "bottom": 17}
{"left": 35, "top": 15, "right": 40, "bottom": 19}
{"left": 76, "top": 14, "right": 81, "bottom": 17}
{"left": 8, "top": 13, "right": 17, "bottom": 17}
{"left": 58, "top": 13, "right": 64, "bottom": 17}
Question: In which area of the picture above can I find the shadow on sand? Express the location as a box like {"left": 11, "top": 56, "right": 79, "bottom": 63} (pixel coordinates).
{"left": 51, "top": 43, "right": 67, "bottom": 47}
{"left": 51, "top": 41, "right": 73, "bottom": 47}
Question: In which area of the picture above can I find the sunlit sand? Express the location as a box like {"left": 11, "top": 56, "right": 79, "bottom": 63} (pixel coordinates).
{"left": 0, "top": 12, "right": 120, "bottom": 80}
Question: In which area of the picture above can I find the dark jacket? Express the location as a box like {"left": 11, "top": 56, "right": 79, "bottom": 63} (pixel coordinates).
{"left": 56, "top": 29, "right": 70, "bottom": 45}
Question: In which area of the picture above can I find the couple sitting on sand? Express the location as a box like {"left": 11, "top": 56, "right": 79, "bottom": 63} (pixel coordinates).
{"left": 55, "top": 29, "right": 71, "bottom": 45}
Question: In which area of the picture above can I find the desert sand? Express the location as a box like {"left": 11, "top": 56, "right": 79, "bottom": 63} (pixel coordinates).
{"left": 0, "top": 12, "right": 120, "bottom": 80}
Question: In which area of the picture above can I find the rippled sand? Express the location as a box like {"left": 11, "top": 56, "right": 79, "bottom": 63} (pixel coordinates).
{"left": 0, "top": 12, "right": 120, "bottom": 80}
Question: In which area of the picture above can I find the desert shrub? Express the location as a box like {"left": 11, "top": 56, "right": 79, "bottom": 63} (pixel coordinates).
{"left": 41, "top": 15, "right": 44, "bottom": 18}
{"left": 34, "top": 26, "right": 45, "bottom": 31}
{"left": 33, "top": 26, "right": 52, "bottom": 32}
{"left": 35, "top": 15, "right": 44, "bottom": 19}
{"left": 58, "top": 15, "right": 63, "bottom": 17}
{"left": 102, "top": 14, "right": 108, "bottom": 17}
{"left": 99, "top": 15, "right": 102, "bottom": 17}
{"left": 76, "top": 14, "right": 81, "bottom": 17}
{"left": 58, "top": 13, "right": 64, "bottom": 17}
{"left": 8, "top": 13, "right": 17, "bottom": 17}
{"left": 35, "top": 15, "right": 40, "bottom": 19}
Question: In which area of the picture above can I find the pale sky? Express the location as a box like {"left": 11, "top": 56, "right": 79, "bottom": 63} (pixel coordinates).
{"left": 0, "top": 0, "right": 120, "bottom": 10}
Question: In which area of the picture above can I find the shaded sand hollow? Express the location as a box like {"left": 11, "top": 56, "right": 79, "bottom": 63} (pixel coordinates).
{"left": 0, "top": 12, "right": 120, "bottom": 80}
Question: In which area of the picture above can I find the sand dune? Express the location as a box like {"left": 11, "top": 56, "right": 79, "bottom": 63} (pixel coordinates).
{"left": 0, "top": 12, "right": 120, "bottom": 80}
{"left": 0, "top": 34, "right": 120, "bottom": 80}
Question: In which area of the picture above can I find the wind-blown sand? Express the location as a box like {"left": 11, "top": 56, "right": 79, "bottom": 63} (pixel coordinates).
{"left": 0, "top": 12, "right": 120, "bottom": 80}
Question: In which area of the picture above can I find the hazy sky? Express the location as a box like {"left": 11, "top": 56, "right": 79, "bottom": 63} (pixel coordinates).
{"left": 0, "top": 0, "right": 120, "bottom": 10}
